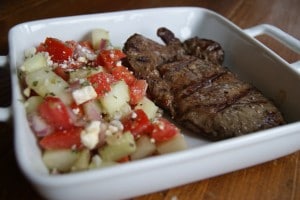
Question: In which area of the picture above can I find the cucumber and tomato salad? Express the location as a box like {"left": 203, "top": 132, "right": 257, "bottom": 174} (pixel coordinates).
{"left": 20, "top": 29, "right": 187, "bottom": 173}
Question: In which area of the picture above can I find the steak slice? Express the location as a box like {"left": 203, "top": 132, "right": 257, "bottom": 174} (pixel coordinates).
{"left": 183, "top": 37, "right": 225, "bottom": 65}
{"left": 157, "top": 27, "right": 225, "bottom": 65}
{"left": 123, "top": 27, "right": 285, "bottom": 140}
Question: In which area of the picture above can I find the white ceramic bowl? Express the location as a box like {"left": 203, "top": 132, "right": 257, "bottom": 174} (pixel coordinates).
{"left": 0, "top": 7, "right": 300, "bottom": 200}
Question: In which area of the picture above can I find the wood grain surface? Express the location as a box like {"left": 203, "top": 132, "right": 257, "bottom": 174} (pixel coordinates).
{"left": 0, "top": 0, "right": 299, "bottom": 199}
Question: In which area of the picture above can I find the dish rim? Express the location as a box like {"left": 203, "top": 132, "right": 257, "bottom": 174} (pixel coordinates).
{"left": 7, "top": 6, "right": 300, "bottom": 199}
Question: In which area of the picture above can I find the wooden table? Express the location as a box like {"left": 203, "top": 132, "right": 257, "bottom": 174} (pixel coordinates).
{"left": 0, "top": 0, "right": 299, "bottom": 199}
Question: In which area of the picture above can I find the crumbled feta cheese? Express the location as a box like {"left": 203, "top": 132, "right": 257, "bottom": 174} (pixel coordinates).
{"left": 116, "top": 61, "right": 122, "bottom": 66}
{"left": 72, "top": 85, "right": 97, "bottom": 105}
{"left": 158, "top": 122, "right": 165, "bottom": 130}
{"left": 110, "top": 119, "right": 124, "bottom": 131}
{"left": 23, "top": 87, "right": 31, "bottom": 97}
{"left": 59, "top": 63, "right": 68, "bottom": 69}
{"left": 76, "top": 44, "right": 97, "bottom": 61}
{"left": 86, "top": 53, "right": 97, "bottom": 61}
{"left": 80, "top": 120, "right": 101, "bottom": 149}
{"left": 103, "top": 120, "right": 123, "bottom": 136}
{"left": 72, "top": 107, "right": 80, "bottom": 115}
{"left": 91, "top": 155, "right": 102, "bottom": 167}
{"left": 131, "top": 111, "right": 137, "bottom": 119}
{"left": 78, "top": 56, "right": 87, "bottom": 63}
{"left": 44, "top": 52, "right": 53, "bottom": 66}
{"left": 150, "top": 138, "right": 156, "bottom": 143}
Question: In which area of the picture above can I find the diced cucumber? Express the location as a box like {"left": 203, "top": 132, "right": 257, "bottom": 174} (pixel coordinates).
{"left": 71, "top": 149, "right": 91, "bottom": 172}
{"left": 25, "top": 68, "right": 72, "bottom": 105}
{"left": 131, "top": 135, "right": 156, "bottom": 160}
{"left": 156, "top": 134, "right": 187, "bottom": 154}
{"left": 110, "top": 103, "right": 131, "bottom": 120}
{"left": 99, "top": 131, "right": 136, "bottom": 161}
{"left": 99, "top": 80, "right": 130, "bottom": 118}
{"left": 21, "top": 53, "right": 47, "bottom": 73}
{"left": 42, "top": 149, "right": 79, "bottom": 172}
{"left": 135, "top": 97, "right": 159, "bottom": 120}
{"left": 91, "top": 29, "right": 110, "bottom": 50}
{"left": 69, "top": 66, "right": 104, "bottom": 82}
{"left": 24, "top": 96, "right": 43, "bottom": 114}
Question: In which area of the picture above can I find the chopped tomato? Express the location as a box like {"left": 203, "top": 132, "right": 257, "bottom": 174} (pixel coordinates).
{"left": 122, "top": 109, "right": 152, "bottom": 139}
{"left": 39, "top": 127, "right": 83, "bottom": 150}
{"left": 96, "top": 49, "right": 126, "bottom": 70}
{"left": 129, "top": 79, "right": 148, "bottom": 105}
{"left": 44, "top": 37, "right": 74, "bottom": 62}
{"left": 36, "top": 42, "right": 47, "bottom": 53}
{"left": 151, "top": 118, "right": 179, "bottom": 142}
{"left": 38, "top": 96, "right": 73, "bottom": 130}
{"left": 87, "top": 72, "right": 116, "bottom": 97}
{"left": 53, "top": 66, "right": 69, "bottom": 81}
{"left": 111, "top": 66, "right": 136, "bottom": 86}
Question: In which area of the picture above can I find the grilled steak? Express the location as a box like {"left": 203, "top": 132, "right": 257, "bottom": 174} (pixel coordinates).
{"left": 123, "top": 27, "right": 285, "bottom": 140}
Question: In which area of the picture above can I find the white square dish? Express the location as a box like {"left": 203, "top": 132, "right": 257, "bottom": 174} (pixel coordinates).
{"left": 4, "top": 7, "right": 300, "bottom": 200}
